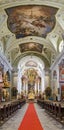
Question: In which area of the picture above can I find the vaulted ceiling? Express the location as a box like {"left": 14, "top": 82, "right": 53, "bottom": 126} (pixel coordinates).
{"left": 0, "top": 0, "right": 64, "bottom": 69}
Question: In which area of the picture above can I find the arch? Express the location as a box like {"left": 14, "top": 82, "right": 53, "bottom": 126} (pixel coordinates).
{"left": 13, "top": 51, "right": 50, "bottom": 68}
{"left": 17, "top": 55, "right": 45, "bottom": 94}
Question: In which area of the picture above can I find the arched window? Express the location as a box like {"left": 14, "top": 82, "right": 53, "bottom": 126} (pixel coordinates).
{"left": 59, "top": 40, "right": 64, "bottom": 52}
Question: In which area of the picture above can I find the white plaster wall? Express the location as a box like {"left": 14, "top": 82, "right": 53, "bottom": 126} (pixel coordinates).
{"left": 0, "top": 52, "right": 12, "bottom": 72}
{"left": 17, "top": 70, "right": 22, "bottom": 94}
{"left": 41, "top": 69, "right": 45, "bottom": 92}
{"left": 45, "top": 75, "right": 50, "bottom": 87}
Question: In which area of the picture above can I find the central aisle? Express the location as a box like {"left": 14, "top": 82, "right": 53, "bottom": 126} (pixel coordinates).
{"left": 18, "top": 103, "right": 43, "bottom": 130}
{"left": 0, "top": 103, "right": 64, "bottom": 130}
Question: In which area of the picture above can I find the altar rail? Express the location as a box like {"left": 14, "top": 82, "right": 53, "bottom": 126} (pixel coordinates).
{"left": 0, "top": 99, "right": 26, "bottom": 126}
{"left": 37, "top": 99, "right": 64, "bottom": 125}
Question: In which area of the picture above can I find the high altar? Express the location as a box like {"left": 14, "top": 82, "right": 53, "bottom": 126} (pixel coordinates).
{"left": 28, "top": 88, "right": 35, "bottom": 100}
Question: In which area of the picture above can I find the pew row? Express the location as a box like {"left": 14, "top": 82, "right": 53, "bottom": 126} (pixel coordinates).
{"left": 0, "top": 99, "right": 26, "bottom": 126}
{"left": 37, "top": 99, "right": 64, "bottom": 125}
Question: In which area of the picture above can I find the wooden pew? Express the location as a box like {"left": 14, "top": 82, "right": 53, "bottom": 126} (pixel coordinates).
{"left": 37, "top": 99, "right": 64, "bottom": 124}
{"left": 0, "top": 99, "right": 26, "bottom": 126}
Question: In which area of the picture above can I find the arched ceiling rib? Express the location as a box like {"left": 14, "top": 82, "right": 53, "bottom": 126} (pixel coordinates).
{"left": 0, "top": 0, "right": 64, "bottom": 9}
{"left": 18, "top": 55, "right": 45, "bottom": 77}
{"left": 12, "top": 51, "right": 50, "bottom": 68}
{"left": 5, "top": 36, "right": 57, "bottom": 53}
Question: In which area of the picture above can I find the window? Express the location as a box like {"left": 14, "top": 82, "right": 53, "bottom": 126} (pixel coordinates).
{"left": 59, "top": 40, "right": 64, "bottom": 52}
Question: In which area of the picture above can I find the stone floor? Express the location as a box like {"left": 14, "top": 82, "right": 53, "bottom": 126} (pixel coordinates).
{"left": 0, "top": 103, "right": 64, "bottom": 130}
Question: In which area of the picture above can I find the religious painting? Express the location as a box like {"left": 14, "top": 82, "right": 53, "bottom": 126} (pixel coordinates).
{"left": 61, "top": 85, "right": 64, "bottom": 100}
{"left": 5, "top": 5, "right": 58, "bottom": 38}
{"left": 27, "top": 69, "right": 37, "bottom": 93}
{"left": 25, "top": 61, "right": 37, "bottom": 67}
{"left": 59, "top": 59, "right": 64, "bottom": 82}
{"left": 59, "top": 59, "right": 64, "bottom": 100}
{"left": 19, "top": 42, "right": 43, "bottom": 53}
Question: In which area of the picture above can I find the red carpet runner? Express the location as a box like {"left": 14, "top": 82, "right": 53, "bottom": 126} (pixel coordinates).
{"left": 18, "top": 103, "right": 44, "bottom": 130}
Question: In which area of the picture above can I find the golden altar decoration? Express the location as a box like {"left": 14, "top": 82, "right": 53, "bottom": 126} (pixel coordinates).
{"left": 28, "top": 92, "right": 35, "bottom": 100}
{"left": 3, "top": 73, "right": 11, "bottom": 88}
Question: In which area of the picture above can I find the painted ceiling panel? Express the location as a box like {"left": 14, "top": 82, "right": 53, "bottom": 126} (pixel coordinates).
{"left": 5, "top": 5, "right": 58, "bottom": 38}
{"left": 19, "top": 42, "right": 43, "bottom": 53}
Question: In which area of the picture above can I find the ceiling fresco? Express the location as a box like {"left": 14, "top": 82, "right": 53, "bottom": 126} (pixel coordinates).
{"left": 19, "top": 42, "right": 43, "bottom": 53}
{"left": 5, "top": 5, "right": 58, "bottom": 39}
